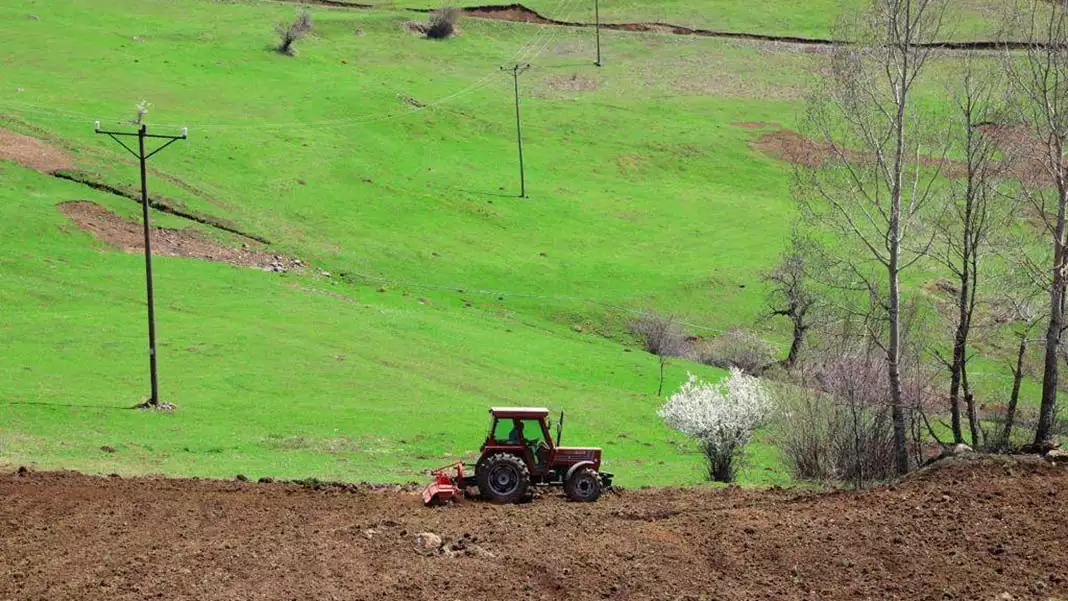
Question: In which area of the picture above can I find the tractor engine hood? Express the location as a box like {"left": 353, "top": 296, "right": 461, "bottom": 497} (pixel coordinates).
{"left": 554, "top": 447, "right": 602, "bottom": 463}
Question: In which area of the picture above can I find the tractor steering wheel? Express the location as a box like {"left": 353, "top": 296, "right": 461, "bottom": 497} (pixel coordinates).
{"left": 535, "top": 441, "right": 550, "bottom": 465}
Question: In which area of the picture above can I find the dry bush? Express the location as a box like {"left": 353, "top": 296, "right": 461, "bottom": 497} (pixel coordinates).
{"left": 628, "top": 311, "right": 692, "bottom": 395}
{"left": 426, "top": 6, "right": 461, "bottom": 39}
{"left": 628, "top": 312, "right": 689, "bottom": 358}
{"left": 769, "top": 384, "right": 837, "bottom": 481}
{"left": 276, "top": 7, "right": 312, "bottom": 56}
{"left": 771, "top": 344, "right": 934, "bottom": 486}
{"left": 981, "top": 404, "right": 1068, "bottom": 453}
{"left": 697, "top": 328, "right": 777, "bottom": 375}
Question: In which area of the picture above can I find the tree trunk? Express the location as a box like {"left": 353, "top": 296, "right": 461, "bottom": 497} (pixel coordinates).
{"left": 888, "top": 263, "right": 910, "bottom": 475}
{"left": 948, "top": 145, "right": 978, "bottom": 445}
{"left": 965, "top": 391, "right": 980, "bottom": 448}
{"left": 657, "top": 354, "right": 666, "bottom": 397}
{"left": 785, "top": 322, "right": 806, "bottom": 368}
{"left": 1036, "top": 163, "right": 1067, "bottom": 447}
{"left": 948, "top": 309, "right": 966, "bottom": 443}
{"left": 887, "top": 3, "right": 911, "bottom": 476}
{"left": 1002, "top": 334, "right": 1027, "bottom": 449}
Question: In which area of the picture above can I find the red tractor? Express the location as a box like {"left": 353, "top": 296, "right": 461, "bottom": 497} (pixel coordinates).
{"left": 423, "top": 407, "right": 613, "bottom": 505}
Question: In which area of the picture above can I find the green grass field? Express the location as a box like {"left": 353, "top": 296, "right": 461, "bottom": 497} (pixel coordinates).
{"left": 0, "top": 0, "right": 1047, "bottom": 487}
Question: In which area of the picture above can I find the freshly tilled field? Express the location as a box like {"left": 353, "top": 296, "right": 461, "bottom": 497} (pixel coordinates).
{"left": 1, "top": 456, "right": 1066, "bottom": 601}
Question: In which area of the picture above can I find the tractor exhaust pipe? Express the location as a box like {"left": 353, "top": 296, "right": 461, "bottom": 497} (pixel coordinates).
{"left": 556, "top": 411, "right": 564, "bottom": 446}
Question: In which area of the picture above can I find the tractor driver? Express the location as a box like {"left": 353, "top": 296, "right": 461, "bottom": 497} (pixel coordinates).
{"left": 508, "top": 420, "right": 550, "bottom": 466}
{"left": 507, "top": 420, "right": 526, "bottom": 445}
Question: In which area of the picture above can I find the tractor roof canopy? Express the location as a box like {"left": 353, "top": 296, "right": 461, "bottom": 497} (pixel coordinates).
{"left": 490, "top": 407, "right": 550, "bottom": 419}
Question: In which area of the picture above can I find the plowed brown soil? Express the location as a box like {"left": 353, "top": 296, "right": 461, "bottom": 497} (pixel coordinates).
{"left": 1, "top": 456, "right": 1066, "bottom": 601}
{"left": 58, "top": 200, "right": 299, "bottom": 270}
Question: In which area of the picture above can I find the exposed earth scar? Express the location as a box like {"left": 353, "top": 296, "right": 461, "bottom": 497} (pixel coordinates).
{"left": 288, "top": 1, "right": 1045, "bottom": 51}
{"left": 52, "top": 170, "right": 272, "bottom": 245}
{"left": 58, "top": 201, "right": 301, "bottom": 271}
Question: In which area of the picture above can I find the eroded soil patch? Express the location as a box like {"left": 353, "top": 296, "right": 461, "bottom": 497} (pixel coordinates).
{"left": 58, "top": 201, "right": 300, "bottom": 271}
{"left": 0, "top": 456, "right": 1065, "bottom": 601}
{"left": 753, "top": 128, "right": 827, "bottom": 167}
{"left": 0, "top": 128, "right": 74, "bottom": 173}
{"left": 753, "top": 127, "right": 965, "bottom": 176}
{"left": 537, "top": 73, "right": 599, "bottom": 96}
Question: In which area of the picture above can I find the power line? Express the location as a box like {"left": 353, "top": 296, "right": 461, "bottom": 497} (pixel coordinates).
{"left": 0, "top": 0, "right": 581, "bottom": 132}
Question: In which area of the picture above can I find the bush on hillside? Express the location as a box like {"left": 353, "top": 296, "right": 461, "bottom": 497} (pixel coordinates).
{"left": 426, "top": 6, "right": 461, "bottom": 39}
{"left": 627, "top": 311, "right": 689, "bottom": 358}
{"left": 659, "top": 368, "right": 773, "bottom": 483}
{"left": 696, "top": 328, "right": 776, "bottom": 375}
{"left": 276, "top": 7, "right": 312, "bottom": 56}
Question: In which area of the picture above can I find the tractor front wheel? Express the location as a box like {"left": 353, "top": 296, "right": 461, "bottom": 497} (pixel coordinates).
{"left": 564, "top": 467, "right": 602, "bottom": 502}
{"left": 477, "top": 453, "right": 530, "bottom": 504}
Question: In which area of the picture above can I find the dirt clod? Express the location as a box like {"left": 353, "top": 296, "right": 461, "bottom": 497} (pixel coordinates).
{"left": 414, "top": 531, "right": 443, "bottom": 552}
{"left": 58, "top": 201, "right": 300, "bottom": 271}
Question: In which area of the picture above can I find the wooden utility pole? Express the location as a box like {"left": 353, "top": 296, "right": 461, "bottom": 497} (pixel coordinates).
{"left": 94, "top": 121, "right": 187, "bottom": 407}
{"left": 502, "top": 63, "right": 531, "bottom": 198}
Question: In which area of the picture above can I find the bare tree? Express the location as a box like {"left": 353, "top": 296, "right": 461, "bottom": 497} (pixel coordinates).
{"left": 628, "top": 312, "right": 688, "bottom": 396}
{"left": 796, "top": 0, "right": 947, "bottom": 474}
{"left": 427, "top": 6, "right": 461, "bottom": 39}
{"left": 276, "top": 7, "right": 312, "bottom": 56}
{"left": 1003, "top": 297, "right": 1042, "bottom": 449}
{"left": 1003, "top": 0, "right": 1068, "bottom": 448}
{"left": 764, "top": 229, "right": 821, "bottom": 369}
{"left": 931, "top": 59, "right": 1009, "bottom": 445}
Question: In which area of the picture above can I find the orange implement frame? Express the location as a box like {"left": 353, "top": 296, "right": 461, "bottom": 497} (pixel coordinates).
{"left": 422, "top": 462, "right": 466, "bottom": 506}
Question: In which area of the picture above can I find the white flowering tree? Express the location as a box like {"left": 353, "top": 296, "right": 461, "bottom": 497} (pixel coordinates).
{"left": 658, "top": 368, "right": 773, "bottom": 482}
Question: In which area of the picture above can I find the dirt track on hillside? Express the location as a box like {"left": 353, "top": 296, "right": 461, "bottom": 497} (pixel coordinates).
{"left": 58, "top": 201, "right": 300, "bottom": 271}
{"left": 2, "top": 456, "right": 1066, "bottom": 601}
{"left": 0, "top": 127, "right": 73, "bottom": 173}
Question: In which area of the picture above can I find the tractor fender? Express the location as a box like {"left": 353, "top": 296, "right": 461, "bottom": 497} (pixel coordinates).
{"left": 565, "top": 461, "right": 597, "bottom": 483}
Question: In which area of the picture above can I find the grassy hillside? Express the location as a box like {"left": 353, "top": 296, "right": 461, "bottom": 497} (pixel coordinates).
{"left": 0, "top": 0, "right": 1047, "bottom": 486}
{"left": 0, "top": 0, "right": 813, "bottom": 486}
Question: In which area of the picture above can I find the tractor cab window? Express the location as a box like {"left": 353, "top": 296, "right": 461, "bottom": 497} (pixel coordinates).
{"left": 492, "top": 418, "right": 547, "bottom": 446}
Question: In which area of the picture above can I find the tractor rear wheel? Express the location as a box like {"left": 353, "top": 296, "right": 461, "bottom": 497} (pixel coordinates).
{"left": 477, "top": 453, "right": 530, "bottom": 504}
{"left": 564, "top": 467, "right": 602, "bottom": 502}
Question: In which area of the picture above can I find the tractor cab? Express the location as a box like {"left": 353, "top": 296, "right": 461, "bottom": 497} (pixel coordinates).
{"left": 484, "top": 407, "right": 555, "bottom": 469}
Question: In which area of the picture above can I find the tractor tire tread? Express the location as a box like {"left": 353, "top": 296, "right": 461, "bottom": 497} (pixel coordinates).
{"left": 564, "top": 466, "right": 602, "bottom": 502}
{"left": 477, "top": 453, "right": 530, "bottom": 504}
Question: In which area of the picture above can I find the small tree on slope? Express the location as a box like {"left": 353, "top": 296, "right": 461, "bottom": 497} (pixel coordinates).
{"left": 658, "top": 368, "right": 773, "bottom": 483}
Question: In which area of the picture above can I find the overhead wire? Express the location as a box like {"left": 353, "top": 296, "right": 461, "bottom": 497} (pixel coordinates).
{"left": 1, "top": 0, "right": 755, "bottom": 339}
{"left": 0, "top": 0, "right": 580, "bottom": 132}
